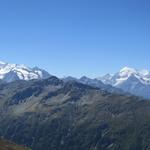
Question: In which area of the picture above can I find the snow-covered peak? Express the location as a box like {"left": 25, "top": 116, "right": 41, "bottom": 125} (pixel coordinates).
{"left": 119, "top": 67, "right": 138, "bottom": 77}
{"left": 119, "top": 67, "right": 150, "bottom": 78}
{"left": 114, "top": 67, "right": 137, "bottom": 85}
{"left": 98, "top": 67, "right": 150, "bottom": 98}
{"left": 0, "top": 61, "right": 51, "bottom": 82}
{"left": 139, "top": 69, "right": 150, "bottom": 76}
{"left": 120, "top": 67, "right": 137, "bottom": 73}
{"left": 99, "top": 67, "right": 150, "bottom": 86}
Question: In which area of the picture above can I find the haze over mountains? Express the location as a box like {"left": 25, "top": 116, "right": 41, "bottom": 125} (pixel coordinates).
{"left": 0, "top": 61, "right": 150, "bottom": 99}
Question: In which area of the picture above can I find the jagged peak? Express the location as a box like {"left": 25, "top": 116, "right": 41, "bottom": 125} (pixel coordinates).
{"left": 0, "top": 61, "right": 51, "bottom": 82}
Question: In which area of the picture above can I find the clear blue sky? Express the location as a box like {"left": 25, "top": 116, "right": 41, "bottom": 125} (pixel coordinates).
{"left": 0, "top": 0, "right": 150, "bottom": 77}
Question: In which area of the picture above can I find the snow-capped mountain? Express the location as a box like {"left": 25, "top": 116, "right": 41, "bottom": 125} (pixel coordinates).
{"left": 0, "top": 61, "right": 51, "bottom": 82}
{"left": 1, "top": 61, "right": 149, "bottom": 99}
{"left": 99, "top": 67, "right": 150, "bottom": 99}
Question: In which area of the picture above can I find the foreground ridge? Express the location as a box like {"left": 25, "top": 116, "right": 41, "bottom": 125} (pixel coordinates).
{"left": 0, "top": 139, "right": 31, "bottom": 150}
{"left": 0, "top": 77, "right": 150, "bottom": 150}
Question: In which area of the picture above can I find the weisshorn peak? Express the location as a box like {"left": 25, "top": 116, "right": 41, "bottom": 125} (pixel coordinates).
{"left": 99, "top": 67, "right": 150, "bottom": 99}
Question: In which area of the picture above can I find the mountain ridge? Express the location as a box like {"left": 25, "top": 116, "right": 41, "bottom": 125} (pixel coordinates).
{"left": 99, "top": 67, "right": 150, "bottom": 99}
{"left": 0, "top": 76, "right": 150, "bottom": 150}
{"left": 0, "top": 61, "right": 51, "bottom": 82}
{"left": 0, "top": 61, "right": 149, "bottom": 99}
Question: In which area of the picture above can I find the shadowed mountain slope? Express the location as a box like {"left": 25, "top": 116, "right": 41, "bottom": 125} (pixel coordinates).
{"left": 0, "top": 77, "right": 150, "bottom": 150}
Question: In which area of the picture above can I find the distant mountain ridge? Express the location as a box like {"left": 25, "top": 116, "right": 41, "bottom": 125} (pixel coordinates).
{"left": 64, "top": 67, "right": 150, "bottom": 99}
{"left": 0, "top": 61, "right": 123, "bottom": 94}
{"left": 0, "top": 61, "right": 51, "bottom": 82}
{"left": 63, "top": 76, "right": 124, "bottom": 94}
{"left": 0, "top": 61, "right": 149, "bottom": 99}
{"left": 99, "top": 67, "right": 150, "bottom": 99}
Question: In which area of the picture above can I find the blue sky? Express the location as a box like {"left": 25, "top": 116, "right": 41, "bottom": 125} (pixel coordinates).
{"left": 0, "top": 0, "right": 150, "bottom": 77}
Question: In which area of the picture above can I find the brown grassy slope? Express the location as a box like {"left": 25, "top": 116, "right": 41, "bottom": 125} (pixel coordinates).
{"left": 0, "top": 139, "right": 31, "bottom": 150}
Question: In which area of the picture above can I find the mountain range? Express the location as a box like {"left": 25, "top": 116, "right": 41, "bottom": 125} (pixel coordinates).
{"left": 0, "top": 61, "right": 150, "bottom": 99}
{"left": 0, "top": 76, "right": 150, "bottom": 150}
{"left": 64, "top": 67, "right": 150, "bottom": 99}
{"left": 99, "top": 67, "right": 150, "bottom": 99}
{"left": 0, "top": 62, "right": 150, "bottom": 149}
{"left": 0, "top": 61, "right": 50, "bottom": 82}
